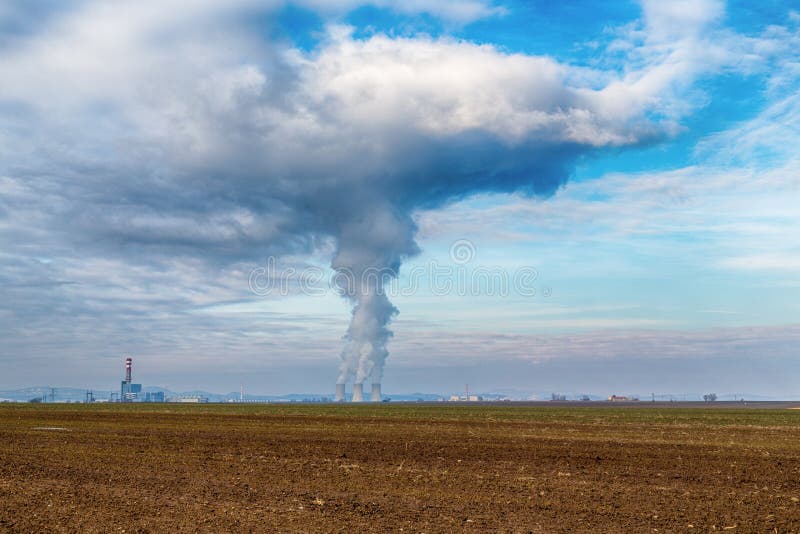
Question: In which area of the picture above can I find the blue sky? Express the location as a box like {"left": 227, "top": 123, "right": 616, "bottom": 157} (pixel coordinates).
{"left": 0, "top": 0, "right": 799, "bottom": 398}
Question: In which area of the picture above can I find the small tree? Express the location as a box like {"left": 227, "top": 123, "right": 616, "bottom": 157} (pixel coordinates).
{"left": 703, "top": 393, "right": 717, "bottom": 402}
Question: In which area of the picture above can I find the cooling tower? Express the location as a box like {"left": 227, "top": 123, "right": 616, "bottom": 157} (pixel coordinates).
{"left": 352, "top": 383, "right": 364, "bottom": 402}
{"left": 335, "top": 383, "right": 346, "bottom": 402}
{"left": 370, "top": 383, "right": 381, "bottom": 402}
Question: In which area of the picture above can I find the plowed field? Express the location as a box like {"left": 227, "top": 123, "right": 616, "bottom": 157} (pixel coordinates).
{"left": 2, "top": 404, "right": 800, "bottom": 532}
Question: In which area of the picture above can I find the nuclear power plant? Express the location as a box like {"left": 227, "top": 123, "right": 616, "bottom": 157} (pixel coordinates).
{"left": 334, "top": 382, "right": 383, "bottom": 402}
{"left": 119, "top": 356, "right": 383, "bottom": 403}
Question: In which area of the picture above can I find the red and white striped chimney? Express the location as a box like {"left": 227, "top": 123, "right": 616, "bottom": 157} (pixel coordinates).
{"left": 125, "top": 357, "right": 132, "bottom": 384}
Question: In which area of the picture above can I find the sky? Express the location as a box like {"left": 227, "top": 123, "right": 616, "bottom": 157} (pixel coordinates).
{"left": 1, "top": 0, "right": 799, "bottom": 398}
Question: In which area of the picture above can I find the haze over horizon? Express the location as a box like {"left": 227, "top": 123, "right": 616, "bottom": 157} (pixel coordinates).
{"left": 1, "top": 1, "right": 799, "bottom": 397}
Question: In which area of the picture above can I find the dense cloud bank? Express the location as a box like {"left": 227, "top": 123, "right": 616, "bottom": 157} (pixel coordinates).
{"left": 0, "top": 0, "right": 786, "bottom": 384}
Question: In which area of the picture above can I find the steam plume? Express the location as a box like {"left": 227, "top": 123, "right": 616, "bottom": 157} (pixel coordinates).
{"left": 332, "top": 206, "right": 417, "bottom": 386}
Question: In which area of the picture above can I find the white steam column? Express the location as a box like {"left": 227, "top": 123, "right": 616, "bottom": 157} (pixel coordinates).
{"left": 352, "top": 383, "right": 364, "bottom": 402}
{"left": 335, "top": 383, "right": 346, "bottom": 402}
{"left": 370, "top": 383, "right": 381, "bottom": 402}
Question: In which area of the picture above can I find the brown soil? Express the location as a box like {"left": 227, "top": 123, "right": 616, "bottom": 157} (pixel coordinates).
{"left": 1, "top": 405, "right": 799, "bottom": 532}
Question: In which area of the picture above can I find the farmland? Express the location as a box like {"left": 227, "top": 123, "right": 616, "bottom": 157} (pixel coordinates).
{"left": 2, "top": 403, "right": 800, "bottom": 532}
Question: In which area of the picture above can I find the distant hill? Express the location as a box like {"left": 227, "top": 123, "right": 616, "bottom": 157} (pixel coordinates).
{"left": 0, "top": 387, "right": 111, "bottom": 403}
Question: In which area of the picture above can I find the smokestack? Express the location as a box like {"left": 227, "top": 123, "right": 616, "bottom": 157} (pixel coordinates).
{"left": 370, "top": 383, "right": 381, "bottom": 402}
{"left": 352, "top": 383, "right": 364, "bottom": 402}
{"left": 125, "top": 357, "right": 132, "bottom": 384}
{"left": 335, "top": 383, "right": 346, "bottom": 402}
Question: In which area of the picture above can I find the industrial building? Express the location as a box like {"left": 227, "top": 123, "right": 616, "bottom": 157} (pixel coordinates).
{"left": 120, "top": 357, "right": 142, "bottom": 402}
{"left": 448, "top": 384, "right": 482, "bottom": 402}
{"left": 116, "top": 357, "right": 165, "bottom": 402}
{"left": 449, "top": 394, "right": 482, "bottom": 402}
{"left": 145, "top": 391, "right": 165, "bottom": 402}
{"left": 176, "top": 396, "right": 208, "bottom": 403}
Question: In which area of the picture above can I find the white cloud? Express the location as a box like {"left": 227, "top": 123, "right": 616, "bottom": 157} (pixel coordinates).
{"left": 0, "top": 0, "right": 741, "bottom": 159}
{"left": 298, "top": 0, "right": 506, "bottom": 23}
{"left": 415, "top": 153, "right": 800, "bottom": 285}
{"left": 593, "top": 0, "right": 795, "bottom": 128}
{"left": 719, "top": 254, "right": 800, "bottom": 271}
{"left": 297, "top": 28, "right": 658, "bottom": 145}
{"left": 696, "top": 94, "right": 800, "bottom": 166}
{"left": 387, "top": 322, "right": 800, "bottom": 367}
{"left": 640, "top": 0, "right": 724, "bottom": 41}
